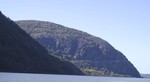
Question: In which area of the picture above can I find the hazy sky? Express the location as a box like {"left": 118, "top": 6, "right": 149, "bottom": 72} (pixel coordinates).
{"left": 1, "top": 0, "right": 150, "bottom": 74}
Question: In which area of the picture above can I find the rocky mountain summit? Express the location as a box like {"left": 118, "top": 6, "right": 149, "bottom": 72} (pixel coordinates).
{"left": 0, "top": 11, "right": 83, "bottom": 75}
{"left": 16, "top": 20, "right": 141, "bottom": 77}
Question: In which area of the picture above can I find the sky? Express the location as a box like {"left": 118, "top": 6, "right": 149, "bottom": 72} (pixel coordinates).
{"left": 0, "top": 0, "right": 150, "bottom": 74}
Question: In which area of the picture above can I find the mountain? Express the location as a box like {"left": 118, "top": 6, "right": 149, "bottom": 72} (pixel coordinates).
{"left": 16, "top": 20, "right": 141, "bottom": 78}
{"left": 0, "top": 11, "right": 83, "bottom": 75}
{"left": 141, "top": 74, "right": 150, "bottom": 78}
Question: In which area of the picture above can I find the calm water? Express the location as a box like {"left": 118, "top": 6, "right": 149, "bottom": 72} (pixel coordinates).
{"left": 0, "top": 72, "right": 149, "bottom": 82}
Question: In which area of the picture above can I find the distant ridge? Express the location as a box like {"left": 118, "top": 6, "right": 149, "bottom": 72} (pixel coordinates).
{"left": 141, "top": 74, "right": 150, "bottom": 78}
{"left": 0, "top": 11, "right": 83, "bottom": 75}
{"left": 16, "top": 20, "right": 141, "bottom": 77}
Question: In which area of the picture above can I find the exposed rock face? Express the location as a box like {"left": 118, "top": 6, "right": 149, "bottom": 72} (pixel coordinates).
{"left": 0, "top": 11, "right": 83, "bottom": 75}
{"left": 16, "top": 20, "right": 141, "bottom": 77}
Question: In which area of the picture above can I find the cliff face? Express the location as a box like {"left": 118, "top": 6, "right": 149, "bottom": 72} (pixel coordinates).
{"left": 16, "top": 20, "right": 141, "bottom": 77}
{"left": 0, "top": 12, "right": 83, "bottom": 75}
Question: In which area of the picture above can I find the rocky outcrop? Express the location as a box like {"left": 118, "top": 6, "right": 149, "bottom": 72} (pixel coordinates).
{"left": 0, "top": 11, "right": 83, "bottom": 75}
{"left": 16, "top": 20, "right": 141, "bottom": 77}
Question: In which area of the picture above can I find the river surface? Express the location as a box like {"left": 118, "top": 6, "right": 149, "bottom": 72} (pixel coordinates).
{"left": 0, "top": 72, "right": 149, "bottom": 82}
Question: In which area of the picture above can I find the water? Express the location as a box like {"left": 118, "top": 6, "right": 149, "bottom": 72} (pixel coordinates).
{"left": 0, "top": 72, "right": 149, "bottom": 82}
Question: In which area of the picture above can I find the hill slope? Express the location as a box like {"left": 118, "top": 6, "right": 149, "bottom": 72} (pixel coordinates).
{"left": 16, "top": 20, "right": 141, "bottom": 77}
{"left": 0, "top": 11, "right": 83, "bottom": 75}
